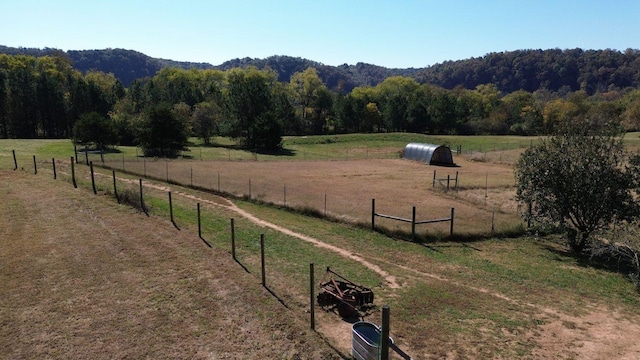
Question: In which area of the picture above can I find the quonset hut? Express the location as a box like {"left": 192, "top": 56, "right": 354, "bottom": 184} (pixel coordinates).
{"left": 403, "top": 143, "right": 455, "bottom": 166}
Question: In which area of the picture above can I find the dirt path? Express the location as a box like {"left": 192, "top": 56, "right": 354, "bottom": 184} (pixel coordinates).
{"left": 119, "top": 175, "right": 640, "bottom": 359}
{"left": 125, "top": 178, "right": 401, "bottom": 289}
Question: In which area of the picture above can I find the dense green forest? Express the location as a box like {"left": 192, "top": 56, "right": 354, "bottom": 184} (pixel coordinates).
{"left": 3, "top": 46, "right": 640, "bottom": 94}
{"left": 1, "top": 46, "right": 640, "bottom": 152}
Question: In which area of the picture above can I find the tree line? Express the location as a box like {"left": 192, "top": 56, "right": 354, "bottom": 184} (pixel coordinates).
{"left": 2, "top": 53, "right": 640, "bottom": 154}
{"left": 4, "top": 46, "right": 640, "bottom": 95}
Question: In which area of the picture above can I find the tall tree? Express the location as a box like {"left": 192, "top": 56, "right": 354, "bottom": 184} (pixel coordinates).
{"left": 0, "top": 69, "right": 8, "bottom": 138}
{"left": 192, "top": 101, "right": 222, "bottom": 145}
{"left": 73, "top": 112, "right": 118, "bottom": 152}
{"left": 289, "top": 67, "right": 328, "bottom": 134}
{"left": 224, "top": 67, "right": 282, "bottom": 150}
{"left": 362, "top": 102, "right": 382, "bottom": 133}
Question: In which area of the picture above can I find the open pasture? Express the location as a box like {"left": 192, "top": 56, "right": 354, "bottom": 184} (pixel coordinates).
{"left": 97, "top": 155, "right": 522, "bottom": 239}
{"left": 4, "top": 135, "right": 640, "bottom": 358}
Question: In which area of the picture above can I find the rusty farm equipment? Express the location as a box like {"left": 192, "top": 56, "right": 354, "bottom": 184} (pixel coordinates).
{"left": 317, "top": 267, "right": 374, "bottom": 318}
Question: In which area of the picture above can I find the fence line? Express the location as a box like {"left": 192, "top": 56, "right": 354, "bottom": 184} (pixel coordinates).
{"left": 6, "top": 149, "right": 516, "bottom": 236}
{"left": 371, "top": 198, "right": 455, "bottom": 240}
{"left": 433, "top": 169, "right": 459, "bottom": 191}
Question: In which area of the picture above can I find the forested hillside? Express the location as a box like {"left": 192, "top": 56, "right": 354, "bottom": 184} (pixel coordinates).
{"left": 2, "top": 45, "right": 639, "bottom": 95}
{"left": 2, "top": 46, "right": 640, "bottom": 149}
{"left": 417, "top": 48, "right": 640, "bottom": 95}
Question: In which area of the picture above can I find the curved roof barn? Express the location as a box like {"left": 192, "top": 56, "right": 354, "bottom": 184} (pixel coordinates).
{"left": 403, "top": 143, "right": 455, "bottom": 166}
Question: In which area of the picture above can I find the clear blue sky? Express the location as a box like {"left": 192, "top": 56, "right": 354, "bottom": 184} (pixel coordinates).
{"left": 1, "top": 0, "right": 639, "bottom": 68}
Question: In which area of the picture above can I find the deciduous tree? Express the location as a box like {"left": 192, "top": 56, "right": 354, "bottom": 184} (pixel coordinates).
{"left": 192, "top": 101, "right": 221, "bottom": 145}
{"left": 73, "top": 112, "right": 118, "bottom": 152}
{"left": 136, "top": 103, "right": 190, "bottom": 157}
{"left": 515, "top": 123, "right": 640, "bottom": 253}
{"left": 224, "top": 67, "right": 282, "bottom": 150}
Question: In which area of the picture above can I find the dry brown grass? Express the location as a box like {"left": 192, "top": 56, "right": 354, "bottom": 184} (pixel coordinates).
{"left": 0, "top": 171, "right": 340, "bottom": 360}
{"left": 4, "top": 161, "right": 640, "bottom": 359}
{"left": 101, "top": 154, "right": 522, "bottom": 239}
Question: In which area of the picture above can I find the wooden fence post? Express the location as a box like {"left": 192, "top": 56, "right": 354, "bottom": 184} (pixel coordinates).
{"left": 12, "top": 150, "right": 17, "bottom": 170}
{"left": 33, "top": 155, "right": 37, "bottom": 174}
{"left": 52, "top": 158, "right": 56, "bottom": 179}
{"left": 371, "top": 198, "right": 376, "bottom": 230}
{"left": 411, "top": 206, "right": 416, "bottom": 241}
{"left": 324, "top": 192, "right": 327, "bottom": 216}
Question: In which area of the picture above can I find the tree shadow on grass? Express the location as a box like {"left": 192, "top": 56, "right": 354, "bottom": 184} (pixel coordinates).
{"left": 420, "top": 242, "right": 482, "bottom": 253}
{"left": 194, "top": 143, "right": 297, "bottom": 157}
{"left": 541, "top": 242, "right": 636, "bottom": 276}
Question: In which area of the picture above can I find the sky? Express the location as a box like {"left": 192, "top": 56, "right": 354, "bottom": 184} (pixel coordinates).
{"left": 1, "top": 0, "right": 639, "bottom": 69}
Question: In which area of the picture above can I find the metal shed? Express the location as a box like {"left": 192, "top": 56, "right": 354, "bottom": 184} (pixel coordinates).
{"left": 403, "top": 143, "right": 454, "bottom": 166}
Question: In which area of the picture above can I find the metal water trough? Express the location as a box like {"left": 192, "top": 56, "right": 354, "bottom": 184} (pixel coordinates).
{"left": 352, "top": 321, "right": 394, "bottom": 360}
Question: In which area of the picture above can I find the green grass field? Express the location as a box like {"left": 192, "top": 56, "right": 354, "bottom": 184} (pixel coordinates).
{"left": 3, "top": 134, "right": 640, "bottom": 358}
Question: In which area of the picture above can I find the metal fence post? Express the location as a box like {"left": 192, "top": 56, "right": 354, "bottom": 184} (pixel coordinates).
{"left": 71, "top": 157, "right": 77, "bottom": 188}
{"left": 197, "top": 203, "right": 202, "bottom": 238}
{"left": 450, "top": 207, "right": 455, "bottom": 236}
{"left": 310, "top": 263, "right": 315, "bottom": 330}
{"left": 231, "top": 218, "right": 236, "bottom": 260}
{"left": 380, "top": 305, "right": 390, "bottom": 360}
{"left": 90, "top": 161, "right": 96, "bottom": 194}
{"left": 260, "top": 234, "right": 266, "bottom": 287}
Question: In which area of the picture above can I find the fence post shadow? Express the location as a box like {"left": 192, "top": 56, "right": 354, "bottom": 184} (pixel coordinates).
{"left": 196, "top": 203, "right": 212, "bottom": 247}
{"left": 168, "top": 191, "right": 180, "bottom": 230}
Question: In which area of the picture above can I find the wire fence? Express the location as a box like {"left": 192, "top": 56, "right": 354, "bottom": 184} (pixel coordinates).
{"left": 3, "top": 147, "right": 524, "bottom": 239}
